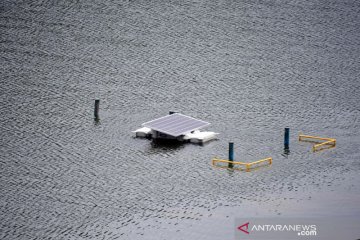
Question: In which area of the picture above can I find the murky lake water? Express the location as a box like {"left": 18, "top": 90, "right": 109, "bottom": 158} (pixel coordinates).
{"left": 1, "top": 0, "right": 360, "bottom": 239}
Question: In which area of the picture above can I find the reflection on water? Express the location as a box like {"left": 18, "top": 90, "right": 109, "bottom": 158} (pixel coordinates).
{"left": 144, "top": 139, "right": 185, "bottom": 155}
{"left": 1, "top": 0, "right": 360, "bottom": 239}
{"left": 283, "top": 147, "right": 290, "bottom": 156}
{"left": 151, "top": 139, "right": 185, "bottom": 149}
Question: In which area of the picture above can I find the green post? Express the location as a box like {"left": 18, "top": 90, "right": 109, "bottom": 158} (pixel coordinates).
{"left": 228, "top": 142, "right": 234, "bottom": 168}
{"left": 94, "top": 99, "right": 100, "bottom": 120}
{"left": 284, "top": 128, "right": 290, "bottom": 154}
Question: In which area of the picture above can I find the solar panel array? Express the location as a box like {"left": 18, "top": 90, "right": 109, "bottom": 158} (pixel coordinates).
{"left": 142, "top": 113, "right": 210, "bottom": 137}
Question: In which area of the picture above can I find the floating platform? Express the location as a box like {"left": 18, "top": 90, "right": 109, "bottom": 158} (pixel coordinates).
{"left": 133, "top": 113, "right": 218, "bottom": 143}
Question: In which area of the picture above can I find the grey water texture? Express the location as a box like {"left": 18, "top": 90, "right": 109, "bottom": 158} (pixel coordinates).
{"left": 1, "top": 0, "right": 360, "bottom": 239}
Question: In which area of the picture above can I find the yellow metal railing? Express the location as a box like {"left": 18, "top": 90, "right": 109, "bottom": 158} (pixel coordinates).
{"left": 299, "top": 134, "right": 336, "bottom": 152}
{"left": 212, "top": 157, "right": 272, "bottom": 172}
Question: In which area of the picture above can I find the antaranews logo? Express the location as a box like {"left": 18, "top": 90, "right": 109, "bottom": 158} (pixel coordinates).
{"left": 237, "top": 222, "right": 250, "bottom": 234}
{"left": 237, "top": 221, "right": 317, "bottom": 237}
{"left": 236, "top": 216, "right": 360, "bottom": 239}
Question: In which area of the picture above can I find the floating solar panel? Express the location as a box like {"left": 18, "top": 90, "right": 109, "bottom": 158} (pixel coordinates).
{"left": 142, "top": 113, "right": 210, "bottom": 137}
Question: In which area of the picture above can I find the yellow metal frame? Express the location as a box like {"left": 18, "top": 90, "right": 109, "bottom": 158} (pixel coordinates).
{"left": 299, "top": 134, "right": 336, "bottom": 152}
{"left": 212, "top": 157, "right": 272, "bottom": 172}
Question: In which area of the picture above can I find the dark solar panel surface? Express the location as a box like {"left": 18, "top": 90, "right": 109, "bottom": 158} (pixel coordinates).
{"left": 142, "top": 113, "right": 210, "bottom": 137}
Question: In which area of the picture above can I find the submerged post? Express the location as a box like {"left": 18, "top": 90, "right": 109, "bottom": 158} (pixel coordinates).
{"left": 284, "top": 128, "right": 290, "bottom": 153}
{"left": 228, "top": 142, "right": 234, "bottom": 168}
{"left": 94, "top": 99, "right": 100, "bottom": 120}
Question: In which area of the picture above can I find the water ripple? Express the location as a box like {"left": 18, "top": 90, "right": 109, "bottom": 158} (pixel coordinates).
{"left": 1, "top": 0, "right": 360, "bottom": 239}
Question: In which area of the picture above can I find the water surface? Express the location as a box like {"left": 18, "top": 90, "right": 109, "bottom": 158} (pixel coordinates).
{"left": 1, "top": 0, "right": 360, "bottom": 239}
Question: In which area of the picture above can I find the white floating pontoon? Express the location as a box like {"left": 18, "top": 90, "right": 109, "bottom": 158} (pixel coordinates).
{"left": 132, "top": 113, "right": 218, "bottom": 143}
